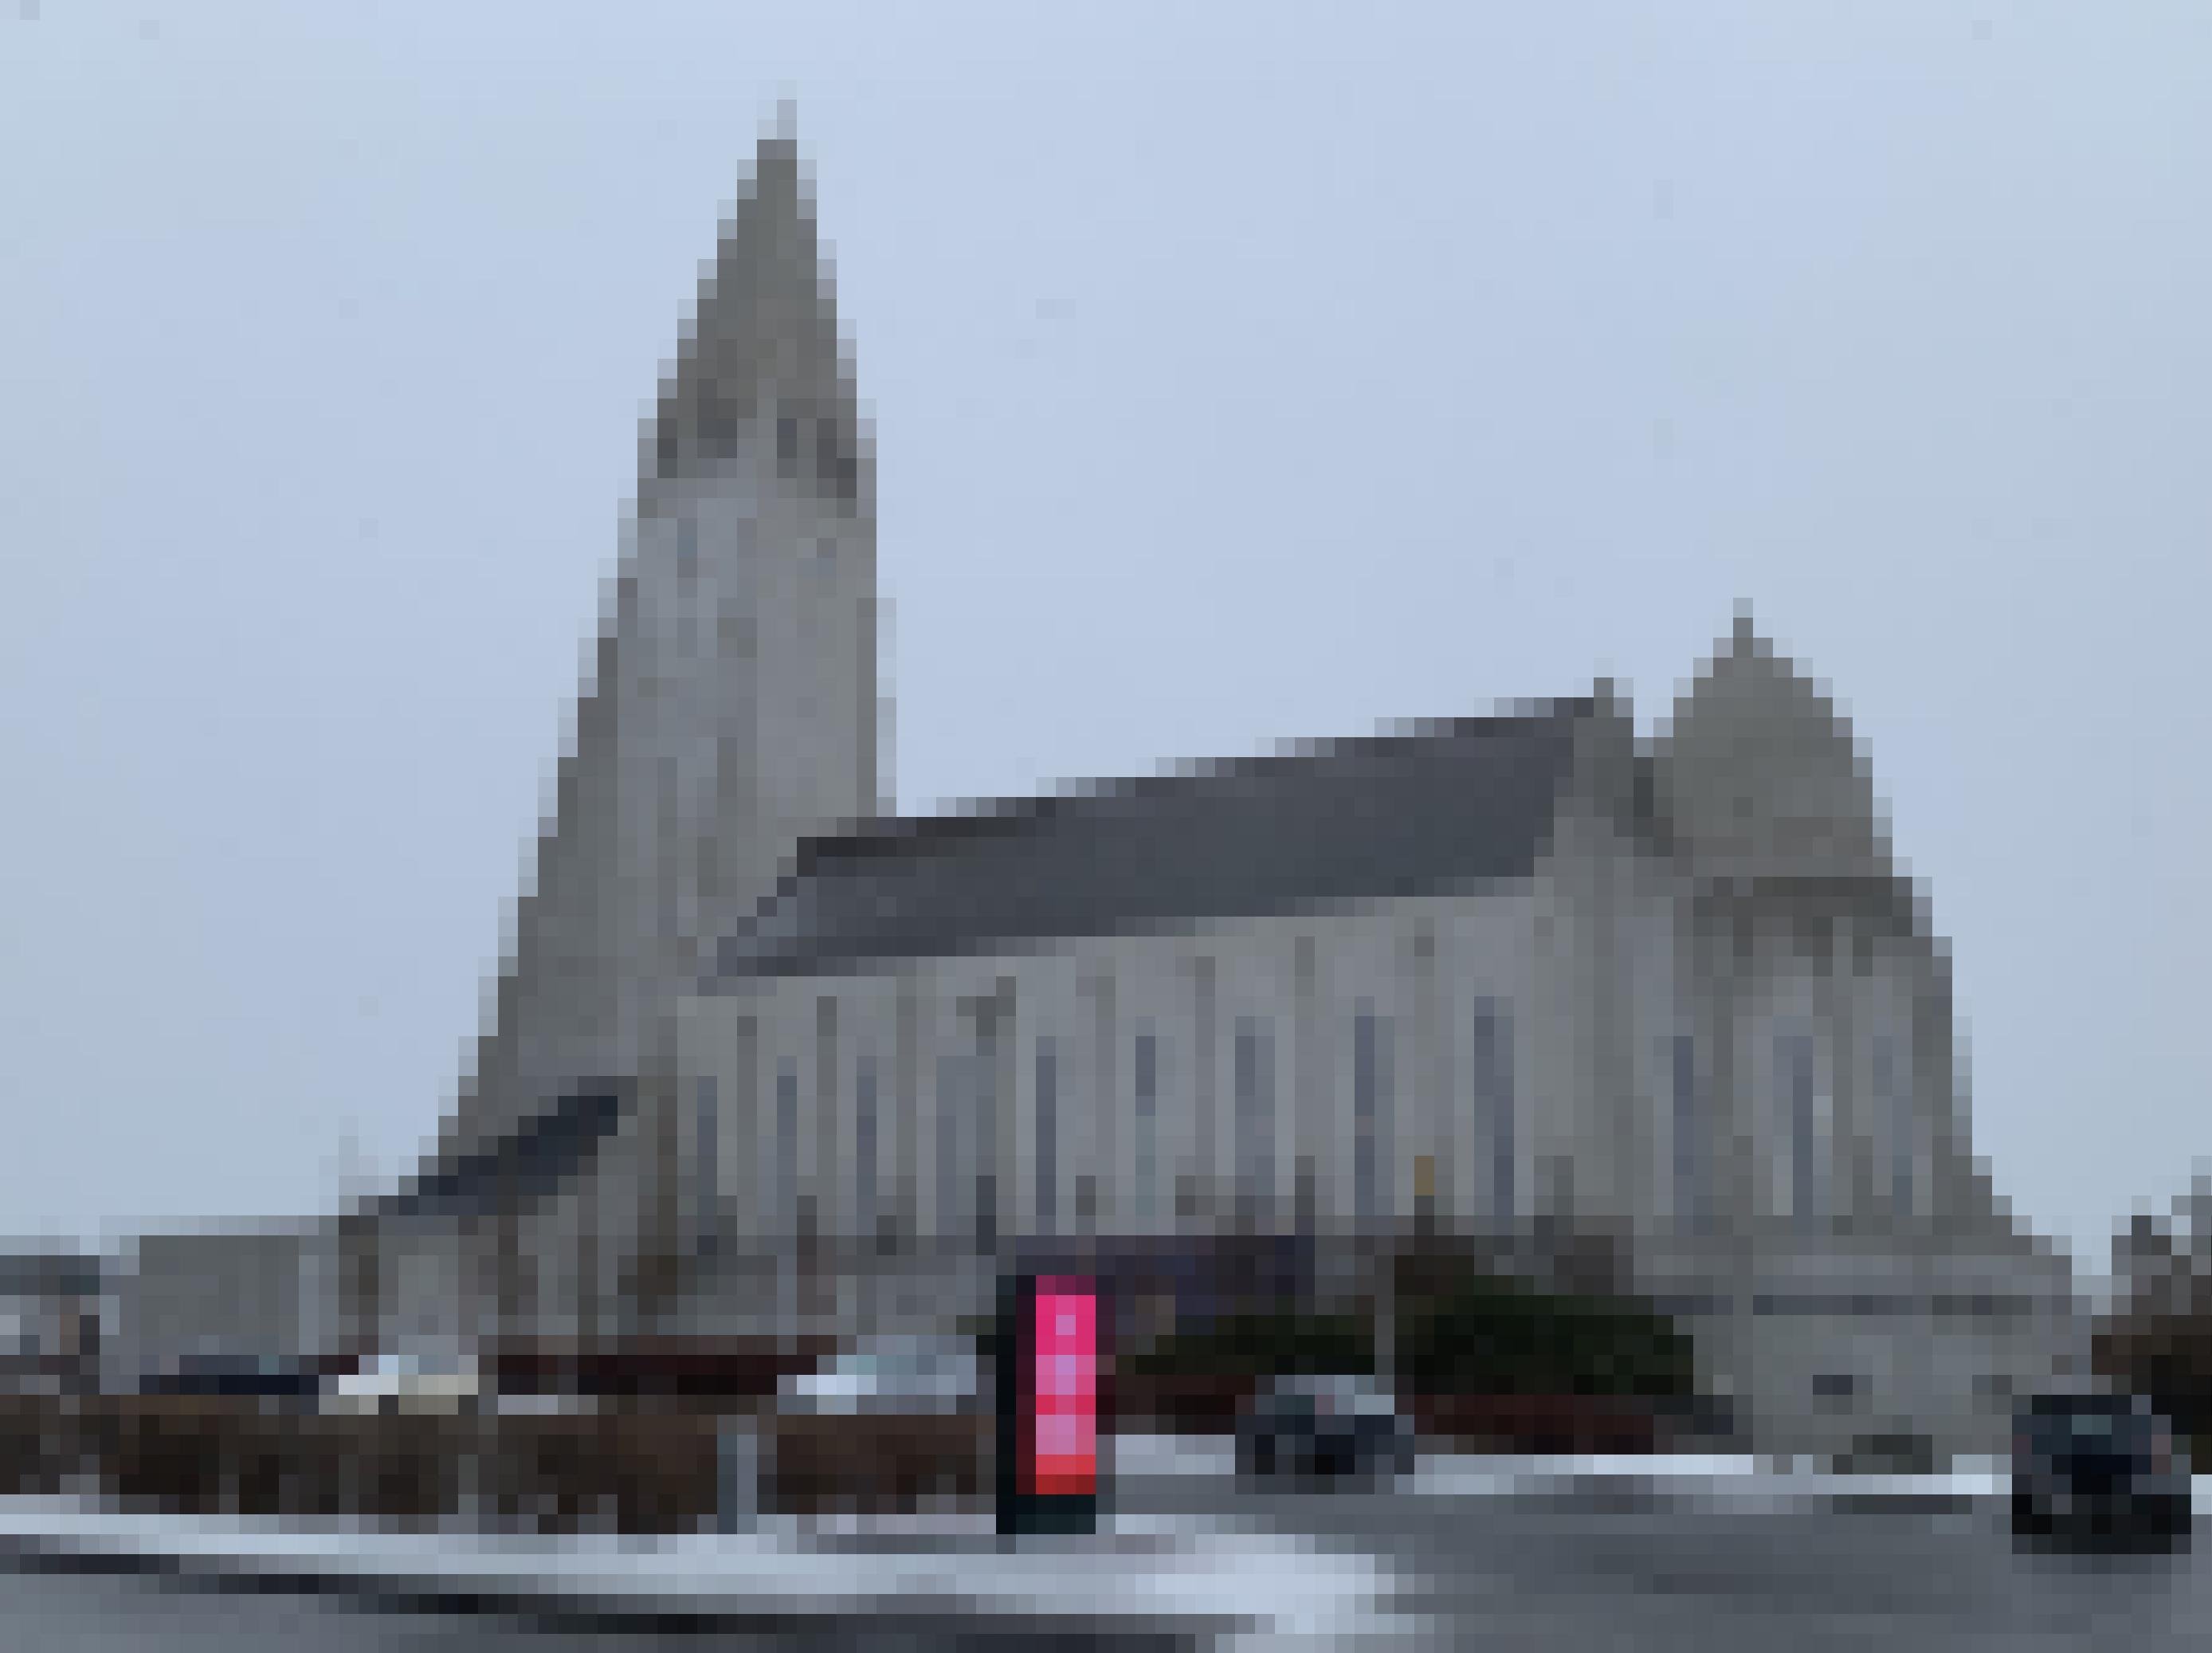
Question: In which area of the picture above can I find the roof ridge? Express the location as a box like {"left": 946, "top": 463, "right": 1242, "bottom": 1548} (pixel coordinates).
{"left": 796, "top": 697, "right": 1594, "bottom": 874}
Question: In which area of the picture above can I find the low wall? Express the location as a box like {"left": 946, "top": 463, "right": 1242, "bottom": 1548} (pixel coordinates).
{"left": 0, "top": 1397, "right": 729, "bottom": 1533}
{"left": 768, "top": 1414, "right": 986, "bottom": 1514}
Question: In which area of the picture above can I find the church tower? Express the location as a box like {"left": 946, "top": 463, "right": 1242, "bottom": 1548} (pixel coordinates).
{"left": 1648, "top": 614, "right": 1992, "bottom": 1235}
{"left": 449, "top": 121, "right": 880, "bottom": 1166}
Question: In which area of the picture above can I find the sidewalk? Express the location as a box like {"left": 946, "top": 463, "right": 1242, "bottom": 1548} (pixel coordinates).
{"left": 0, "top": 1494, "right": 1392, "bottom": 1644}
{"left": 1114, "top": 1432, "right": 2212, "bottom": 1513}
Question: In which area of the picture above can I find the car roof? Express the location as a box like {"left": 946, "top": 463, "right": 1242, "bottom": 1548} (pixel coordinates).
{"left": 2020, "top": 1392, "right": 2163, "bottom": 1430}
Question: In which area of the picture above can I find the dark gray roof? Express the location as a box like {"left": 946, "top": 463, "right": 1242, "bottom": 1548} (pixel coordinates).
{"left": 378, "top": 1090, "right": 628, "bottom": 1223}
{"left": 0, "top": 1251, "right": 103, "bottom": 1299}
{"left": 713, "top": 698, "right": 1597, "bottom": 983}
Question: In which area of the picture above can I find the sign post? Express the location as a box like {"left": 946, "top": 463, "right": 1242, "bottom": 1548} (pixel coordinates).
{"left": 995, "top": 1271, "right": 1102, "bottom": 1537}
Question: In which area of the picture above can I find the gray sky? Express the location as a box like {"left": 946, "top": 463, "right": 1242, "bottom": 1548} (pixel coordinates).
{"left": 3, "top": 2, "right": 2206, "bottom": 1271}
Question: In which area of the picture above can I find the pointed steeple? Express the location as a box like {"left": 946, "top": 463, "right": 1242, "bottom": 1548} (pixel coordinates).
{"left": 444, "top": 116, "right": 878, "bottom": 1167}
{"left": 645, "top": 115, "right": 869, "bottom": 512}
{"left": 1649, "top": 611, "right": 1893, "bottom": 880}
{"left": 1730, "top": 599, "right": 1759, "bottom": 658}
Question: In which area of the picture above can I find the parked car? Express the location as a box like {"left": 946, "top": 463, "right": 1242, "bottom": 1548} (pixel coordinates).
{"left": 779, "top": 1337, "right": 982, "bottom": 1416}
{"left": 326, "top": 1350, "right": 484, "bottom": 1416}
{"left": 1237, "top": 1374, "right": 1414, "bottom": 1486}
{"left": 2011, "top": 1391, "right": 2192, "bottom": 1544}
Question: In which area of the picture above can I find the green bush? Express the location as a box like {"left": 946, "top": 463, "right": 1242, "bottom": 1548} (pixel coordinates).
{"left": 1129, "top": 1309, "right": 1375, "bottom": 1380}
{"left": 1394, "top": 1273, "right": 1695, "bottom": 1400}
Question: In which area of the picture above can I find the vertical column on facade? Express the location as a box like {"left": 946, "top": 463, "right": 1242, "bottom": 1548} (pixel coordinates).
{"left": 1231, "top": 999, "right": 1277, "bottom": 1227}
{"left": 1878, "top": 949, "right": 1915, "bottom": 1226}
{"left": 1007, "top": 980, "right": 1033, "bottom": 1244}
{"left": 1590, "top": 838, "right": 1634, "bottom": 1230}
{"left": 1909, "top": 950, "right": 1953, "bottom": 1231}
{"left": 1265, "top": 953, "right": 1288, "bottom": 1224}
{"left": 494, "top": 1184, "right": 524, "bottom": 1344}
{"left": 1700, "top": 894, "right": 1749, "bottom": 1236}
{"left": 1146, "top": 964, "right": 1184, "bottom": 1232}
{"left": 847, "top": 987, "right": 880, "bottom": 1329}
{"left": 1528, "top": 901, "right": 1569, "bottom": 1227}
{"left": 1868, "top": 941, "right": 1906, "bottom": 1224}
{"left": 942, "top": 991, "right": 979, "bottom": 1256}
{"left": 1022, "top": 991, "right": 1050, "bottom": 1243}
{"left": 918, "top": 982, "right": 952, "bottom": 1251}
{"left": 851, "top": 989, "right": 883, "bottom": 1253}
{"left": 575, "top": 1149, "right": 601, "bottom": 1346}
{"left": 1704, "top": 897, "right": 1760, "bottom": 1425}
{"left": 1114, "top": 979, "right": 1139, "bottom": 1237}
{"left": 727, "top": 1012, "right": 757, "bottom": 1256}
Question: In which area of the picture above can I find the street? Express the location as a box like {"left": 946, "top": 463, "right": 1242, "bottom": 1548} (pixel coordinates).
{"left": 3, "top": 1480, "right": 2209, "bottom": 1650}
{"left": 1249, "top": 1490, "right": 2210, "bottom": 1648}
{"left": 0, "top": 1563, "right": 1186, "bottom": 1653}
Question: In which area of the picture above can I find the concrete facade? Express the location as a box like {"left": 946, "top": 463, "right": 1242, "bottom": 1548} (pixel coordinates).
{"left": 446, "top": 126, "right": 879, "bottom": 1169}
{"left": 359, "top": 127, "right": 2082, "bottom": 1463}
{"left": 109, "top": 1223, "right": 339, "bottom": 1389}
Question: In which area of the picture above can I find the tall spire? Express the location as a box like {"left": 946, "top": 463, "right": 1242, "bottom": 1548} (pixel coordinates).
{"left": 1730, "top": 599, "right": 1761, "bottom": 658}
{"left": 443, "top": 116, "right": 878, "bottom": 1168}
{"left": 645, "top": 117, "right": 868, "bottom": 512}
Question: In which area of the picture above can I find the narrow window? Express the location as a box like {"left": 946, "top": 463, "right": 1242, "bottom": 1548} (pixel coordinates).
{"left": 776, "top": 1062, "right": 799, "bottom": 1238}
{"left": 1134, "top": 1030, "right": 1159, "bottom": 1222}
{"left": 814, "top": 418, "right": 857, "bottom": 503}
{"left": 975, "top": 1012, "right": 1002, "bottom": 1251}
{"left": 699, "top": 392, "right": 739, "bottom": 450}
{"left": 1355, "top": 1005, "right": 1393, "bottom": 1226}
{"left": 855, "top": 1057, "right": 878, "bottom": 1241}
{"left": 1671, "top": 1034, "right": 1699, "bottom": 1228}
{"left": 1875, "top": 1035, "right": 1912, "bottom": 1217}
{"left": 695, "top": 1075, "right": 719, "bottom": 1247}
{"left": 1234, "top": 1017, "right": 1273, "bottom": 1215}
{"left": 935, "top": 1054, "right": 966, "bottom": 1240}
{"left": 1035, "top": 1035, "right": 1059, "bottom": 1230}
{"left": 1471, "top": 1000, "right": 1514, "bottom": 1224}
{"left": 1779, "top": 1032, "right": 1817, "bottom": 1223}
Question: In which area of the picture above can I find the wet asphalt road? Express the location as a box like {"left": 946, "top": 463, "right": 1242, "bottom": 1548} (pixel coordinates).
{"left": 2, "top": 1491, "right": 2207, "bottom": 1649}
{"left": 1261, "top": 1490, "right": 2210, "bottom": 1648}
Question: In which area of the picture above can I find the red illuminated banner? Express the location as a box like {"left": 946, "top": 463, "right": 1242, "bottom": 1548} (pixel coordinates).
{"left": 1026, "top": 1277, "right": 1097, "bottom": 1497}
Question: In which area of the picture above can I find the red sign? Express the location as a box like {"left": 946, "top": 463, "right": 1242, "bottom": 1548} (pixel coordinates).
{"left": 1026, "top": 1278, "right": 1097, "bottom": 1497}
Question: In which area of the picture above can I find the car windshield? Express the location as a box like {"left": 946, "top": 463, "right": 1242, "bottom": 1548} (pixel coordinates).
{"left": 2023, "top": 1400, "right": 2160, "bottom": 1452}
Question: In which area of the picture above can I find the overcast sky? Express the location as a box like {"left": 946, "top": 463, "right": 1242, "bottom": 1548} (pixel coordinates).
{"left": 3, "top": 2, "right": 2206, "bottom": 1270}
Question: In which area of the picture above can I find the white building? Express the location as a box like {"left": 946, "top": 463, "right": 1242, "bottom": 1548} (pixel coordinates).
{"left": 110, "top": 1222, "right": 339, "bottom": 1389}
{"left": 364, "top": 120, "right": 2081, "bottom": 1459}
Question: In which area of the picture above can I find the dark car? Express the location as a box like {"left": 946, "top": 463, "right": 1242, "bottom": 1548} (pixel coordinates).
{"left": 2011, "top": 1391, "right": 2193, "bottom": 1545}
{"left": 1237, "top": 1374, "right": 1414, "bottom": 1486}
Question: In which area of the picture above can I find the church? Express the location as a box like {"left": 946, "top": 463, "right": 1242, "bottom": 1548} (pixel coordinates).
{"left": 355, "top": 122, "right": 2081, "bottom": 1459}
